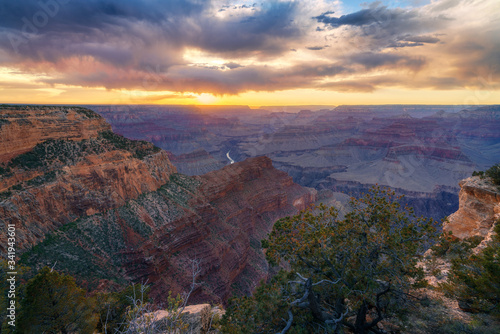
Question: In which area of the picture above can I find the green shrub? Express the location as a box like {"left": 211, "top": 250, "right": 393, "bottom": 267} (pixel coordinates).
{"left": 442, "top": 222, "right": 500, "bottom": 316}
{"left": 99, "top": 130, "right": 161, "bottom": 159}
{"left": 25, "top": 170, "right": 58, "bottom": 187}
{"left": 223, "top": 187, "right": 439, "bottom": 333}
{"left": 432, "top": 232, "right": 483, "bottom": 260}
{"left": 0, "top": 166, "right": 12, "bottom": 176}
{"left": 8, "top": 131, "right": 160, "bottom": 175}
{"left": 95, "top": 284, "right": 150, "bottom": 333}
{"left": 16, "top": 267, "right": 98, "bottom": 333}
{"left": 0, "top": 191, "right": 12, "bottom": 201}
{"left": 485, "top": 163, "right": 500, "bottom": 185}
{"left": 0, "top": 118, "right": 10, "bottom": 127}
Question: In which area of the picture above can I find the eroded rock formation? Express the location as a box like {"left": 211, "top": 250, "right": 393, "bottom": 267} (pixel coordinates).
{"left": 0, "top": 106, "right": 110, "bottom": 162}
{"left": 443, "top": 176, "right": 500, "bottom": 240}
{"left": 0, "top": 106, "right": 176, "bottom": 253}
{"left": 21, "top": 156, "right": 317, "bottom": 304}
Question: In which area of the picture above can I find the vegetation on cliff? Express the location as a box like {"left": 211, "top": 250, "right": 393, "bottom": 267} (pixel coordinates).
{"left": 0, "top": 265, "right": 211, "bottom": 333}
{"left": 440, "top": 221, "right": 500, "bottom": 316}
{"left": 16, "top": 267, "right": 97, "bottom": 334}
{"left": 222, "top": 187, "right": 439, "bottom": 333}
{"left": 1, "top": 131, "right": 160, "bottom": 174}
{"left": 0, "top": 105, "right": 101, "bottom": 119}
{"left": 0, "top": 131, "right": 162, "bottom": 202}
{"left": 472, "top": 162, "right": 500, "bottom": 186}
{"left": 17, "top": 173, "right": 200, "bottom": 290}
{"left": 2, "top": 185, "right": 500, "bottom": 333}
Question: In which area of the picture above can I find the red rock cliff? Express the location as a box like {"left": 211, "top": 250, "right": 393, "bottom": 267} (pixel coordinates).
{"left": 0, "top": 106, "right": 176, "bottom": 254}
{"left": 0, "top": 106, "right": 111, "bottom": 162}
{"left": 20, "top": 156, "right": 317, "bottom": 304}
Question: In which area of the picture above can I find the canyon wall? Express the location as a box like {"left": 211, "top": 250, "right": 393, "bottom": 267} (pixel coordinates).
{"left": 1, "top": 105, "right": 317, "bottom": 304}
{"left": 21, "top": 156, "right": 317, "bottom": 303}
{"left": 0, "top": 106, "right": 176, "bottom": 253}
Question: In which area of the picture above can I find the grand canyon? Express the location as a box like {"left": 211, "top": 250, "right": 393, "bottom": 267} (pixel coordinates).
{"left": 1, "top": 0, "right": 499, "bottom": 332}
{"left": 91, "top": 104, "right": 500, "bottom": 221}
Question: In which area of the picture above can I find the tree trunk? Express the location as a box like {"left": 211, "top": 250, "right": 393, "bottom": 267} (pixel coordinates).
{"left": 306, "top": 279, "right": 325, "bottom": 322}
{"left": 354, "top": 303, "right": 368, "bottom": 334}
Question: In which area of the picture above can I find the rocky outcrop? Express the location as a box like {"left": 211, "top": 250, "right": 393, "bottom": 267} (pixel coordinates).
{"left": 0, "top": 106, "right": 110, "bottom": 162}
{"left": 145, "top": 304, "right": 224, "bottom": 333}
{"left": 0, "top": 106, "right": 177, "bottom": 253}
{"left": 0, "top": 150, "right": 176, "bottom": 253}
{"left": 21, "top": 156, "right": 317, "bottom": 304}
{"left": 443, "top": 176, "right": 500, "bottom": 240}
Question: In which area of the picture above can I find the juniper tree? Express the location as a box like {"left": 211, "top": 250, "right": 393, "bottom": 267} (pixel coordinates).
{"left": 16, "top": 267, "right": 97, "bottom": 334}
{"left": 223, "top": 187, "right": 438, "bottom": 334}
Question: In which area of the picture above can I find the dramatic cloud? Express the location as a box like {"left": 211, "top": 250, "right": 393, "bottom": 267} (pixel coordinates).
{"left": 0, "top": 0, "right": 498, "bottom": 101}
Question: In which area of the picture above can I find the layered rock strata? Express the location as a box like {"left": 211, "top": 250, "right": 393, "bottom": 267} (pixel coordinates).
{"left": 0, "top": 106, "right": 110, "bottom": 162}
{"left": 21, "top": 156, "right": 317, "bottom": 303}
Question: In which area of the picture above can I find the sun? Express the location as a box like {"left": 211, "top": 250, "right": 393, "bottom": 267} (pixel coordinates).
{"left": 197, "top": 93, "right": 217, "bottom": 104}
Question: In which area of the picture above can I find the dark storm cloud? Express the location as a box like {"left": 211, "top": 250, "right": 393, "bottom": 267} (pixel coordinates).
{"left": 307, "top": 46, "right": 326, "bottom": 51}
{"left": 224, "top": 62, "right": 243, "bottom": 69}
{"left": 191, "top": 1, "right": 301, "bottom": 55}
{"left": 38, "top": 61, "right": 351, "bottom": 95}
{"left": 0, "top": 0, "right": 301, "bottom": 63}
{"left": 387, "top": 42, "right": 424, "bottom": 48}
{"left": 314, "top": 6, "right": 417, "bottom": 28}
{"left": 387, "top": 35, "right": 440, "bottom": 48}
{"left": 0, "top": 0, "right": 311, "bottom": 96}
{"left": 0, "top": 0, "right": 209, "bottom": 69}
{"left": 349, "top": 52, "right": 426, "bottom": 71}
{"left": 401, "top": 35, "right": 440, "bottom": 44}
{"left": 0, "top": 0, "right": 498, "bottom": 96}
{"left": 315, "top": 4, "right": 448, "bottom": 52}
{"left": 0, "top": 0, "right": 205, "bottom": 34}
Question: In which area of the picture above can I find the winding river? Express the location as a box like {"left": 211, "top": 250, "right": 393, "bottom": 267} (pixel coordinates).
{"left": 226, "top": 151, "right": 235, "bottom": 164}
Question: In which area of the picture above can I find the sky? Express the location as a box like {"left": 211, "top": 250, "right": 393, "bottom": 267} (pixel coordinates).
{"left": 0, "top": 0, "right": 499, "bottom": 106}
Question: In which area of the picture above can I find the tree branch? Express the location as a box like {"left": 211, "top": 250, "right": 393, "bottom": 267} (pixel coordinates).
{"left": 277, "top": 310, "right": 293, "bottom": 334}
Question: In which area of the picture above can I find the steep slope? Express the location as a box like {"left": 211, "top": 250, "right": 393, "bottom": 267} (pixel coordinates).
{"left": 0, "top": 106, "right": 177, "bottom": 253}
{"left": 167, "top": 149, "right": 226, "bottom": 175}
{"left": 443, "top": 176, "right": 500, "bottom": 240}
{"left": 21, "top": 156, "right": 317, "bottom": 303}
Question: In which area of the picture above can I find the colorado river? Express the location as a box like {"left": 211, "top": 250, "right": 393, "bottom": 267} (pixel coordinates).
{"left": 226, "top": 151, "right": 235, "bottom": 164}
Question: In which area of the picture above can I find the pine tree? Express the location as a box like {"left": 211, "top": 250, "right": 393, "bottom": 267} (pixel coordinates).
{"left": 16, "top": 267, "right": 97, "bottom": 334}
